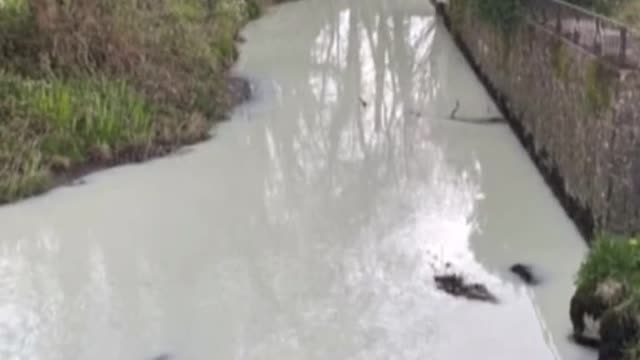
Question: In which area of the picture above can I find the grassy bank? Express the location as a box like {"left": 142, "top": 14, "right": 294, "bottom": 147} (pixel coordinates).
{"left": 577, "top": 236, "right": 640, "bottom": 294}
{"left": 0, "top": 0, "right": 272, "bottom": 203}
{"left": 573, "top": 235, "right": 640, "bottom": 359}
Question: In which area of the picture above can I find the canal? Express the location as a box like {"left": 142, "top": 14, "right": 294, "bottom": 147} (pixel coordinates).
{"left": 0, "top": 0, "right": 594, "bottom": 359}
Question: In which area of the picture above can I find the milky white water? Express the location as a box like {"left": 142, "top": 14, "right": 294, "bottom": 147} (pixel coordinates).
{"left": 0, "top": 0, "right": 596, "bottom": 359}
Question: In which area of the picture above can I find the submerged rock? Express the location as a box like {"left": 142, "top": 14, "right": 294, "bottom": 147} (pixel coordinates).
{"left": 570, "top": 280, "right": 620, "bottom": 344}
{"left": 434, "top": 274, "right": 498, "bottom": 304}
{"left": 149, "top": 354, "right": 172, "bottom": 360}
{"left": 510, "top": 263, "right": 539, "bottom": 285}
{"left": 570, "top": 278, "right": 638, "bottom": 359}
{"left": 599, "top": 308, "right": 639, "bottom": 360}
{"left": 571, "top": 279, "right": 626, "bottom": 338}
{"left": 570, "top": 332, "right": 600, "bottom": 349}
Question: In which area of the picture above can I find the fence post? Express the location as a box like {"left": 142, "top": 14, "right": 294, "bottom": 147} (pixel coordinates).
{"left": 620, "top": 27, "right": 628, "bottom": 64}
{"left": 531, "top": 0, "right": 636, "bottom": 67}
{"left": 573, "top": 14, "right": 581, "bottom": 42}
{"left": 540, "top": 1, "right": 548, "bottom": 24}
{"left": 205, "top": 0, "right": 216, "bottom": 17}
{"left": 555, "top": 3, "right": 562, "bottom": 33}
{"left": 594, "top": 18, "right": 602, "bottom": 55}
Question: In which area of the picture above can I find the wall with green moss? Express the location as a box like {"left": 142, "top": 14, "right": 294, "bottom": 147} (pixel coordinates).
{"left": 443, "top": 0, "right": 640, "bottom": 236}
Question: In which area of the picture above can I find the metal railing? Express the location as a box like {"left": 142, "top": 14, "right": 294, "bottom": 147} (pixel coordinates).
{"left": 524, "top": 0, "right": 640, "bottom": 68}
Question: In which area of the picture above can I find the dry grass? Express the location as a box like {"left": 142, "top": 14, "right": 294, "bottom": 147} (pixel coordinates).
{"left": 0, "top": 0, "right": 268, "bottom": 203}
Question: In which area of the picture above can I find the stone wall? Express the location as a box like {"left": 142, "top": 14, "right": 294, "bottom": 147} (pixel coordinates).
{"left": 438, "top": 0, "right": 640, "bottom": 237}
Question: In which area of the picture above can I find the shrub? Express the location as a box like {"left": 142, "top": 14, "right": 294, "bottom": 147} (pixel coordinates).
{"left": 577, "top": 234, "right": 640, "bottom": 291}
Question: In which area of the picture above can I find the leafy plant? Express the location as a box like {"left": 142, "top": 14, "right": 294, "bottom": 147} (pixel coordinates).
{"left": 577, "top": 234, "right": 640, "bottom": 291}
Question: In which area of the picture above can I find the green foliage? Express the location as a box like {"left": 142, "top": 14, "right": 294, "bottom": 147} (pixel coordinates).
{"left": 472, "top": 0, "right": 523, "bottom": 33}
{"left": 212, "top": 13, "right": 241, "bottom": 65}
{"left": 0, "top": 0, "right": 28, "bottom": 15}
{"left": 577, "top": 234, "right": 640, "bottom": 291}
{"left": 26, "top": 78, "right": 153, "bottom": 157}
{"left": 0, "top": 0, "right": 37, "bottom": 71}
{"left": 246, "top": 0, "right": 262, "bottom": 20}
{"left": 0, "top": 73, "right": 155, "bottom": 202}
{"left": 167, "top": 0, "right": 206, "bottom": 21}
{"left": 0, "top": 0, "right": 266, "bottom": 203}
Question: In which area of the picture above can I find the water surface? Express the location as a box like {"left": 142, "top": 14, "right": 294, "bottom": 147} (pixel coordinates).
{"left": 0, "top": 0, "right": 594, "bottom": 359}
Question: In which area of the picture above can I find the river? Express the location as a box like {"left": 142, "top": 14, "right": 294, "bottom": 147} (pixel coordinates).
{"left": 0, "top": 0, "right": 595, "bottom": 359}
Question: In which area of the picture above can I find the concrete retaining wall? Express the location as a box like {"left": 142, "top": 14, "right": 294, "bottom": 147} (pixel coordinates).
{"left": 437, "top": 0, "right": 640, "bottom": 237}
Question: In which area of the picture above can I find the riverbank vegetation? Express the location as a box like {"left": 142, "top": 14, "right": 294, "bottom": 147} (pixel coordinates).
{"left": 577, "top": 236, "right": 640, "bottom": 292}
{"left": 0, "top": 0, "right": 273, "bottom": 203}
{"left": 572, "top": 235, "right": 640, "bottom": 359}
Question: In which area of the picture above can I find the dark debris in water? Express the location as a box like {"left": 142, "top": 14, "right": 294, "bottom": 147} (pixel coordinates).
{"left": 510, "top": 263, "right": 540, "bottom": 285}
{"left": 149, "top": 354, "right": 172, "bottom": 360}
{"left": 434, "top": 274, "right": 499, "bottom": 304}
{"left": 569, "top": 333, "right": 600, "bottom": 349}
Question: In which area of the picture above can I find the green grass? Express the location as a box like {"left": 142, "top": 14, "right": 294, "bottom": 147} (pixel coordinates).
{"left": 30, "top": 78, "right": 153, "bottom": 157}
{"left": 246, "top": 0, "right": 263, "bottom": 20}
{"left": 0, "top": 0, "right": 265, "bottom": 203}
{"left": 576, "top": 234, "right": 640, "bottom": 359}
{"left": 0, "top": 0, "right": 28, "bottom": 14}
{"left": 0, "top": 74, "right": 155, "bottom": 201}
{"left": 577, "top": 234, "right": 640, "bottom": 291}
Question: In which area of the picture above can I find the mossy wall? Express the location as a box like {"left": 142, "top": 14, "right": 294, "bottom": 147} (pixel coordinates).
{"left": 443, "top": 0, "right": 640, "bottom": 236}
